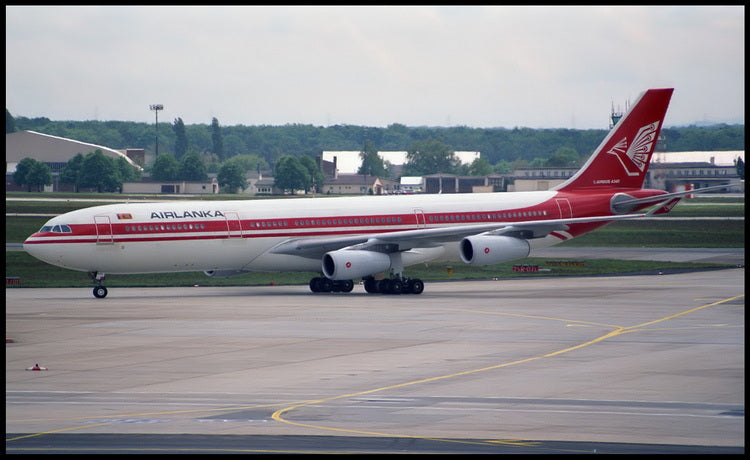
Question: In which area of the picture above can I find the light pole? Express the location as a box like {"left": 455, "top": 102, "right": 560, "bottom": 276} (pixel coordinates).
{"left": 149, "top": 104, "right": 163, "bottom": 157}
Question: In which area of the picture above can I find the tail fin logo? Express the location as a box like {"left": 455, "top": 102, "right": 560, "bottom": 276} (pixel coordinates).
{"left": 606, "top": 121, "right": 660, "bottom": 176}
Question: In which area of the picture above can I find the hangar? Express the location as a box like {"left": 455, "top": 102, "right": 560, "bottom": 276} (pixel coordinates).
{"left": 6, "top": 130, "right": 144, "bottom": 191}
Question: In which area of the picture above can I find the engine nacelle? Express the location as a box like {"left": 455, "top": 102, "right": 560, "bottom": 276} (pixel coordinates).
{"left": 322, "top": 250, "right": 392, "bottom": 280}
{"left": 459, "top": 235, "right": 530, "bottom": 265}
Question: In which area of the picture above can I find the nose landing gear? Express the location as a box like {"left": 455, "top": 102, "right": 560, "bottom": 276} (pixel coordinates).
{"left": 89, "top": 271, "right": 108, "bottom": 298}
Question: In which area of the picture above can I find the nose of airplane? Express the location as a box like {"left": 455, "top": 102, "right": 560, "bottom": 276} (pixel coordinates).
{"left": 22, "top": 232, "right": 50, "bottom": 264}
{"left": 23, "top": 233, "right": 40, "bottom": 256}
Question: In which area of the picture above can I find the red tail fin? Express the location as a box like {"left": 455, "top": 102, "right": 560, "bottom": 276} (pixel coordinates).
{"left": 554, "top": 88, "right": 673, "bottom": 191}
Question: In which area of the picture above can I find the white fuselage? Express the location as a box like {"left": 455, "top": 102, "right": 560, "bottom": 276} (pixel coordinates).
{"left": 23, "top": 191, "right": 570, "bottom": 275}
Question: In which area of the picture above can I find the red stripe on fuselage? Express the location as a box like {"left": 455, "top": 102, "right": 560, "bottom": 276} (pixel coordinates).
{"left": 25, "top": 190, "right": 664, "bottom": 246}
{"left": 25, "top": 203, "right": 559, "bottom": 245}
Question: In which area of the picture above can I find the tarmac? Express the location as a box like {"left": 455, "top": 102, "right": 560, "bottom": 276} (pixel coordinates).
{"left": 5, "top": 262, "right": 745, "bottom": 453}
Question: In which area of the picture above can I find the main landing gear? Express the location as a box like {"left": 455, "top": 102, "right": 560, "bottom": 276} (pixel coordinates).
{"left": 309, "top": 277, "right": 354, "bottom": 293}
{"left": 363, "top": 276, "right": 424, "bottom": 295}
{"left": 89, "top": 271, "right": 108, "bottom": 298}
{"left": 308, "top": 275, "right": 424, "bottom": 295}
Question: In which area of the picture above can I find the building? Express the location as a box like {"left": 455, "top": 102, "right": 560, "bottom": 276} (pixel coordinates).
{"left": 244, "top": 171, "right": 282, "bottom": 195}
{"left": 321, "top": 150, "right": 481, "bottom": 175}
{"left": 6, "top": 130, "right": 144, "bottom": 192}
{"left": 510, "top": 151, "right": 744, "bottom": 193}
{"left": 647, "top": 151, "right": 744, "bottom": 192}
{"left": 6, "top": 130, "right": 224, "bottom": 195}
{"left": 422, "top": 174, "right": 505, "bottom": 194}
{"left": 509, "top": 167, "right": 577, "bottom": 191}
{"left": 399, "top": 176, "right": 423, "bottom": 193}
{"left": 321, "top": 174, "right": 398, "bottom": 195}
{"left": 121, "top": 178, "right": 218, "bottom": 194}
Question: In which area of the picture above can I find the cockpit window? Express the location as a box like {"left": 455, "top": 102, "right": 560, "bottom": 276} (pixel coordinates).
{"left": 39, "top": 225, "right": 72, "bottom": 233}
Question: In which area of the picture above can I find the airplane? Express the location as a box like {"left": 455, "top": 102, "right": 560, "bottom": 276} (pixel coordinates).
{"left": 23, "top": 88, "right": 720, "bottom": 298}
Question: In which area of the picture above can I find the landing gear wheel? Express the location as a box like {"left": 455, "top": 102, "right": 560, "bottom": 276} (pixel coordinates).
{"left": 363, "top": 276, "right": 424, "bottom": 295}
{"left": 93, "top": 286, "right": 108, "bottom": 298}
{"left": 407, "top": 278, "right": 424, "bottom": 295}
{"left": 338, "top": 280, "right": 354, "bottom": 293}
{"left": 319, "top": 278, "right": 333, "bottom": 292}
{"left": 310, "top": 277, "right": 354, "bottom": 293}
{"left": 309, "top": 277, "right": 322, "bottom": 292}
{"left": 389, "top": 278, "right": 404, "bottom": 294}
{"left": 364, "top": 278, "right": 379, "bottom": 293}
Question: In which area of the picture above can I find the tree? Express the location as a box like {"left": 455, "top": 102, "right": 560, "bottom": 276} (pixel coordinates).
{"left": 493, "top": 159, "right": 513, "bottom": 174}
{"left": 13, "top": 157, "right": 51, "bottom": 192}
{"left": 150, "top": 153, "right": 179, "bottom": 181}
{"left": 298, "top": 154, "right": 325, "bottom": 194}
{"left": 224, "top": 154, "right": 269, "bottom": 174}
{"left": 546, "top": 146, "right": 581, "bottom": 167}
{"left": 116, "top": 157, "right": 141, "bottom": 183}
{"left": 78, "top": 150, "right": 121, "bottom": 192}
{"left": 468, "top": 157, "right": 493, "bottom": 176}
{"left": 404, "top": 138, "right": 460, "bottom": 175}
{"left": 6, "top": 108, "right": 17, "bottom": 133}
{"left": 178, "top": 151, "right": 208, "bottom": 181}
{"left": 357, "top": 139, "right": 387, "bottom": 177}
{"left": 217, "top": 161, "right": 247, "bottom": 193}
{"left": 274, "top": 156, "right": 309, "bottom": 194}
{"left": 27, "top": 161, "right": 53, "bottom": 192}
{"left": 736, "top": 157, "right": 745, "bottom": 180}
{"left": 173, "top": 118, "right": 188, "bottom": 159}
{"left": 12, "top": 157, "right": 36, "bottom": 192}
{"left": 211, "top": 117, "right": 224, "bottom": 160}
{"left": 59, "top": 153, "right": 86, "bottom": 192}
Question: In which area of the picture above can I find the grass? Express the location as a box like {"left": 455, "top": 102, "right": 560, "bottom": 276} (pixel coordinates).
{"left": 4, "top": 251, "right": 735, "bottom": 289}
{"left": 564, "top": 219, "right": 744, "bottom": 247}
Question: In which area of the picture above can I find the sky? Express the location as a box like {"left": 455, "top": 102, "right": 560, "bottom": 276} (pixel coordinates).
{"left": 5, "top": 5, "right": 745, "bottom": 130}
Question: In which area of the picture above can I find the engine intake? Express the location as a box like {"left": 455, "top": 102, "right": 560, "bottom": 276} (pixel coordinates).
{"left": 459, "top": 235, "right": 530, "bottom": 265}
{"left": 322, "top": 250, "right": 391, "bottom": 280}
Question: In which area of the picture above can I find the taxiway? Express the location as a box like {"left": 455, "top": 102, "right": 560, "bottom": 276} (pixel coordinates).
{"left": 6, "top": 269, "right": 745, "bottom": 453}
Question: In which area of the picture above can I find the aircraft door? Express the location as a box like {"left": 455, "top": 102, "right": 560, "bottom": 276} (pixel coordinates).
{"left": 94, "top": 215, "right": 114, "bottom": 244}
{"left": 413, "top": 208, "right": 426, "bottom": 228}
{"left": 555, "top": 198, "right": 573, "bottom": 219}
{"left": 224, "top": 211, "right": 242, "bottom": 238}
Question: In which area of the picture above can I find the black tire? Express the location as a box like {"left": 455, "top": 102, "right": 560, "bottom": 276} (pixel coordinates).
{"left": 339, "top": 280, "right": 354, "bottom": 293}
{"left": 364, "top": 278, "right": 379, "bottom": 293}
{"left": 320, "top": 278, "right": 334, "bottom": 292}
{"left": 93, "top": 286, "right": 108, "bottom": 298}
{"left": 408, "top": 279, "right": 425, "bottom": 295}
{"left": 309, "top": 277, "right": 322, "bottom": 292}
{"left": 390, "top": 279, "right": 404, "bottom": 294}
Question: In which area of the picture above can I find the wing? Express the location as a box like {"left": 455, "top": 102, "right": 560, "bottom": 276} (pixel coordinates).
{"left": 270, "top": 181, "right": 738, "bottom": 260}
{"left": 269, "top": 212, "right": 650, "bottom": 259}
{"left": 611, "top": 184, "right": 738, "bottom": 214}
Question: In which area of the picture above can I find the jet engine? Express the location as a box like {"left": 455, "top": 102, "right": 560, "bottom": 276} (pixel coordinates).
{"left": 459, "top": 235, "right": 530, "bottom": 265}
{"left": 322, "top": 249, "right": 391, "bottom": 280}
